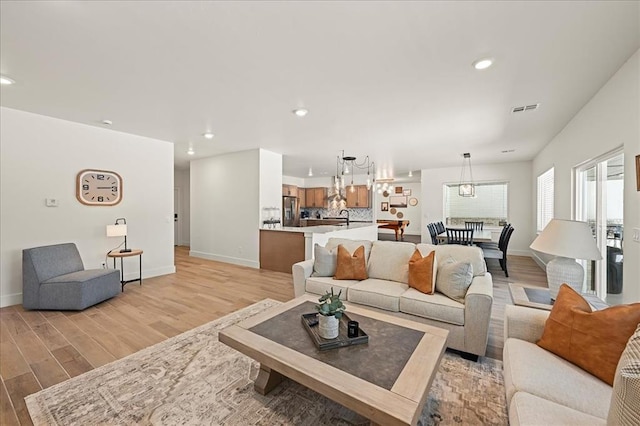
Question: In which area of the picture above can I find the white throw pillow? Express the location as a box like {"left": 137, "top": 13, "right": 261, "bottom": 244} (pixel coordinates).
{"left": 433, "top": 244, "right": 486, "bottom": 277}
{"left": 311, "top": 244, "right": 337, "bottom": 277}
{"left": 435, "top": 258, "right": 473, "bottom": 304}
{"left": 367, "top": 241, "right": 416, "bottom": 284}
{"left": 608, "top": 324, "right": 640, "bottom": 425}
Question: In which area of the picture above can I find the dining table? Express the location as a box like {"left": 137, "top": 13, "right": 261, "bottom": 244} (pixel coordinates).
{"left": 436, "top": 228, "right": 493, "bottom": 244}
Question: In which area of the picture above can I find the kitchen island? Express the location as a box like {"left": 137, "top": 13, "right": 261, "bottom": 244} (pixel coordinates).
{"left": 259, "top": 223, "right": 378, "bottom": 273}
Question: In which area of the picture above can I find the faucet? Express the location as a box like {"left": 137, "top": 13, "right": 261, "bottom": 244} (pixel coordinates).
{"left": 339, "top": 209, "right": 350, "bottom": 226}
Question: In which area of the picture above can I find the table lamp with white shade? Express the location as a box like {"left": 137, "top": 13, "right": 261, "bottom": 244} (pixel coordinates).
{"left": 530, "top": 219, "right": 602, "bottom": 300}
{"left": 106, "top": 218, "right": 131, "bottom": 253}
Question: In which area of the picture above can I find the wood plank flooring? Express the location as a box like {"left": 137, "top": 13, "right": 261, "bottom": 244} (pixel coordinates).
{"left": 0, "top": 246, "right": 546, "bottom": 425}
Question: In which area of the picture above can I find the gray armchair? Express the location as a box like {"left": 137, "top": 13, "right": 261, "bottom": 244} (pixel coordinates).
{"left": 23, "top": 243, "right": 121, "bottom": 310}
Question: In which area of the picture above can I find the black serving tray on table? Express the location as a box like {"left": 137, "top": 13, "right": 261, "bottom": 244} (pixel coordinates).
{"left": 301, "top": 313, "right": 368, "bottom": 351}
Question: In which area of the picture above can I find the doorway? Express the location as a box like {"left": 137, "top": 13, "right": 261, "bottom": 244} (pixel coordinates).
{"left": 174, "top": 187, "right": 180, "bottom": 246}
{"left": 574, "top": 149, "right": 624, "bottom": 302}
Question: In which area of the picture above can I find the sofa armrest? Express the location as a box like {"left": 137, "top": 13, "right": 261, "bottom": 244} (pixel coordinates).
{"left": 292, "top": 259, "right": 314, "bottom": 297}
{"left": 504, "top": 304, "right": 550, "bottom": 343}
{"left": 463, "top": 272, "right": 494, "bottom": 356}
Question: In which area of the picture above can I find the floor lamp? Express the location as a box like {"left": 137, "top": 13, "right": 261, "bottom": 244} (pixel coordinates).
{"left": 530, "top": 219, "right": 602, "bottom": 300}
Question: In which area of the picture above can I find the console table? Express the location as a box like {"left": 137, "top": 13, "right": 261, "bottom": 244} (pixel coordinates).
{"left": 107, "top": 249, "right": 143, "bottom": 291}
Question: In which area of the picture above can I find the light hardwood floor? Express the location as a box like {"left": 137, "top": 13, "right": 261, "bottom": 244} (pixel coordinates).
{"left": 0, "top": 246, "right": 547, "bottom": 425}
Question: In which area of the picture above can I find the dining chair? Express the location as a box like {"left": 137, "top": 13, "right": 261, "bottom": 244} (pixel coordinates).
{"left": 479, "top": 223, "right": 511, "bottom": 250}
{"left": 436, "top": 221, "right": 446, "bottom": 234}
{"left": 446, "top": 228, "right": 474, "bottom": 246}
{"left": 465, "top": 221, "right": 484, "bottom": 230}
{"left": 482, "top": 226, "right": 515, "bottom": 277}
{"left": 427, "top": 223, "right": 439, "bottom": 245}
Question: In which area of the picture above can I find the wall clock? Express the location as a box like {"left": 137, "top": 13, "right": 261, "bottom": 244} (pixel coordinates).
{"left": 76, "top": 169, "right": 123, "bottom": 206}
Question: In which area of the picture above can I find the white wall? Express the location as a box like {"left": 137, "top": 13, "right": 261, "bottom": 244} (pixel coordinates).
{"left": 420, "top": 161, "right": 533, "bottom": 256}
{"left": 532, "top": 49, "right": 640, "bottom": 304}
{"left": 190, "top": 149, "right": 282, "bottom": 268}
{"left": 374, "top": 182, "right": 422, "bottom": 236}
{"left": 0, "top": 107, "right": 175, "bottom": 307}
{"left": 174, "top": 169, "right": 191, "bottom": 246}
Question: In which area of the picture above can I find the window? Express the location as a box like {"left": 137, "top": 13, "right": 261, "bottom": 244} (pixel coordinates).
{"left": 537, "top": 167, "right": 554, "bottom": 232}
{"left": 444, "top": 182, "right": 508, "bottom": 227}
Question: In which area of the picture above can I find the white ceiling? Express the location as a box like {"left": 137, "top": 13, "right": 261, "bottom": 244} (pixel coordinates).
{"left": 1, "top": 1, "right": 638, "bottom": 178}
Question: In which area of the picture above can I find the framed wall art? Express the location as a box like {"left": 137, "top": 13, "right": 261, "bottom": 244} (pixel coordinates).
{"left": 395, "top": 187, "right": 403, "bottom": 194}
{"left": 389, "top": 195, "right": 407, "bottom": 208}
{"left": 403, "top": 189, "right": 411, "bottom": 196}
{"left": 381, "top": 202, "right": 389, "bottom": 211}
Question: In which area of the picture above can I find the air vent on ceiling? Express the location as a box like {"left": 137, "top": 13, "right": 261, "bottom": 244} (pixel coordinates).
{"left": 511, "top": 103, "right": 540, "bottom": 113}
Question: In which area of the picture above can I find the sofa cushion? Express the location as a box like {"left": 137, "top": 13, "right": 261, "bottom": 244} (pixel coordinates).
{"left": 430, "top": 244, "right": 486, "bottom": 277}
{"left": 325, "top": 238, "right": 373, "bottom": 262}
{"left": 367, "top": 241, "right": 415, "bottom": 284}
{"left": 334, "top": 245, "right": 368, "bottom": 280}
{"left": 435, "top": 259, "right": 473, "bottom": 304}
{"left": 399, "top": 288, "right": 464, "bottom": 326}
{"left": 537, "top": 284, "right": 640, "bottom": 385}
{"left": 503, "top": 338, "right": 612, "bottom": 419}
{"left": 305, "top": 276, "right": 358, "bottom": 299}
{"left": 311, "top": 244, "right": 337, "bottom": 277}
{"left": 408, "top": 249, "right": 436, "bottom": 294}
{"left": 509, "top": 392, "right": 606, "bottom": 426}
{"left": 608, "top": 324, "right": 640, "bottom": 425}
{"left": 347, "top": 279, "right": 408, "bottom": 312}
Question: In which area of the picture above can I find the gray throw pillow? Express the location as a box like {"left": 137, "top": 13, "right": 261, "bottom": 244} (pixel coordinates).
{"left": 435, "top": 258, "right": 473, "bottom": 304}
{"left": 311, "top": 244, "right": 337, "bottom": 277}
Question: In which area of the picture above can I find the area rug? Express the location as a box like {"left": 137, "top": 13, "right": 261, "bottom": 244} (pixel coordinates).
{"left": 26, "top": 299, "right": 507, "bottom": 425}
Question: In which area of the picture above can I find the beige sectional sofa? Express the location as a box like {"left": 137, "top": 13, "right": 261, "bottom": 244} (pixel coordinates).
{"left": 292, "top": 238, "right": 494, "bottom": 360}
{"left": 503, "top": 305, "right": 612, "bottom": 425}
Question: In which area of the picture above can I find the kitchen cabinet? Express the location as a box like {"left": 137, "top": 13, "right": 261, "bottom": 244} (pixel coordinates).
{"left": 345, "top": 185, "right": 370, "bottom": 208}
{"left": 305, "top": 187, "right": 327, "bottom": 208}
{"left": 282, "top": 184, "right": 298, "bottom": 197}
{"left": 298, "top": 188, "right": 306, "bottom": 207}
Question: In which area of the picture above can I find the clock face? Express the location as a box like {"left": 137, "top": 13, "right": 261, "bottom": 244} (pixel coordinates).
{"left": 76, "top": 169, "right": 123, "bottom": 206}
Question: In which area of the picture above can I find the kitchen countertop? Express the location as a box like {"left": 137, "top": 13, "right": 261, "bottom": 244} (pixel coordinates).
{"left": 261, "top": 222, "right": 376, "bottom": 234}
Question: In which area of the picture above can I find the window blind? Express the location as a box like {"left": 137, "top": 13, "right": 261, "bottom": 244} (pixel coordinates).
{"left": 537, "top": 167, "right": 554, "bottom": 232}
{"left": 444, "top": 182, "right": 508, "bottom": 220}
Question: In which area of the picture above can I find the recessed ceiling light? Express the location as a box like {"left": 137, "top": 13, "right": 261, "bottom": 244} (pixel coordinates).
{"left": 308, "top": 167, "right": 313, "bottom": 177}
{"left": 203, "top": 132, "right": 214, "bottom": 139}
{"left": 293, "top": 108, "right": 308, "bottom": 117}
{"left": 0, "top": 75, "right": 15, "bottom": 85}
{"left": 102, "top": 119, "right": 113, "bottom": 126}
{"left": 187, "top": 148, "right": 195, "bottom": 155}
{"left": 472, "top": 58, "right": 493, "bottom": 70}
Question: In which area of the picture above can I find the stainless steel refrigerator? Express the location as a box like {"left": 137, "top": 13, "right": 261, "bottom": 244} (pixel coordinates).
{"left": 282, "top": 196, "right": 299, "bottom": 227}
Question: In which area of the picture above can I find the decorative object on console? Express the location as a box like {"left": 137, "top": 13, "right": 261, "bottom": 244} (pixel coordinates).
{"left": 530, "top": 219, "right": 602, "bottom": 300}
{"left": 315, "top": 288, "right": 346, "bottom": 339}
{"left": 76, "top": 169, "right": 122, "bottom": 206}
{"left": 106, "top": 218, "right": 132, "bottom": 253}
{"left": 458, "top": 153, "right": 475, "bottom": 197}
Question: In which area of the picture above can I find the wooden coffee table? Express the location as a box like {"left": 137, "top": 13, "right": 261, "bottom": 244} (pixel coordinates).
{"left": 219, "top": 295, "right": 448, "bottom": 426}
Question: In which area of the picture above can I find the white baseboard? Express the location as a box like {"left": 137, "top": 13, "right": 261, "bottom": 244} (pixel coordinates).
{"left": 0, "top": 292, "right": 22, "bottom": 308}
{"left": 189, "top": 250, "right": 260, "bottom": 269}
{"left": 509, "top": 249, "right": 534, "bottom": 257}
{"left": 124, "top": 265, "right": 176, "bottom": 282}
{"left": 530, "top": 251, "right": 548, "bottom": 271}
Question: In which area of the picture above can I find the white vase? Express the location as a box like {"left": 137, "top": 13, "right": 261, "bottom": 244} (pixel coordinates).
{"left": 318, "top": 314, "right": 339, "bottom": 339}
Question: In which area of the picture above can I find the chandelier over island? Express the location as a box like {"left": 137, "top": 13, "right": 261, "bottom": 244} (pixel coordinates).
{"left": 334, "top": 150, "right": 375, "bottom": 197}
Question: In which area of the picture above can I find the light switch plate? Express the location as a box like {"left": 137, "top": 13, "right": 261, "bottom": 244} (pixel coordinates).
{"left": 633, "top": 228, "right": 640, "bottom": 243}
{"left": 45, "top": 198, "right": 59, "bottom": 207}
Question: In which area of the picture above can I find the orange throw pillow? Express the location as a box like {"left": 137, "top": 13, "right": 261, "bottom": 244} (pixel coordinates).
{"left": 408, "top": 249, "right": 435, "bottom": 294}
{"left": 537, "top": 284, "right": 640, "bottom": 385}
{"left": 334, "top": 245, "right": 368, "bottom": 280}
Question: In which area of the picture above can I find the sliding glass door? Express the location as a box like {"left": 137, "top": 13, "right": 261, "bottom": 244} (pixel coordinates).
{"left": 575, "top": 150, "right": 624, "bottom": 302}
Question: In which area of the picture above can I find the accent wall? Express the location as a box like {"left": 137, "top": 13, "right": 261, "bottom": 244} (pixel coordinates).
{"left": 0, "top": 107, "right": 176, "bottom": 307}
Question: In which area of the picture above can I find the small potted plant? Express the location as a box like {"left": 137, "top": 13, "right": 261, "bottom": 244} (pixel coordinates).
{"left": 316, "top": 288, "right": 346, "bottom": 339}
